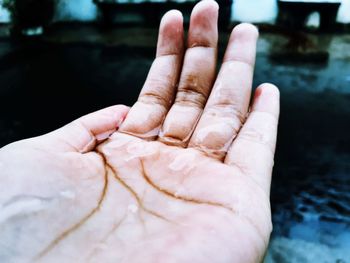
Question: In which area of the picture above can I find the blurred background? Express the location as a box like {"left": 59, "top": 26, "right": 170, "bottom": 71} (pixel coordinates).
{"left": 0, "top": 0, "right": 349, "bottom": 262}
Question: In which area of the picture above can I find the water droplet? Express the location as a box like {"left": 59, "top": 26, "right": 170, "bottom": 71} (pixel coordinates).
{"left": 191, "top": 42, "right": 199, "bottom": 48}
{"left": 106, "top": 138, "right": 130, "bottom": 149}
{"left": 169, "top": 153, "right": 196, "bottom": 174}
{"left": 128, "top": 204, "right": 139, "bottom": 213}
{"left": 212, "top": 82, "right": 223, "bottom": 99}
{"left": 138, "top": 126, "right": 161, "bottom": 140}
{"left": 174, "top": 186, "right": 186, "bottom": 198}
{"left": 0, "top": 196, "right": 49, "bottom": 224}
{"left": 125, "top": 143, "right": 156, "bottom": 161}
{"left": 96, "top": 129, "right": 115, "bottom": 141}
{"left": 196, "top": 124, "right": 223, "bottom": 143}
{"left": 124, "top": 125, "right": 161, "bottom": 141}
{"left": 60, "top": 190, "right": 76, "bottom": 200}
{"left": 210, "top": 229, "right": 217, "bottom": 235}
{"left": 96, "top": 243, "right": 108, "bottom": 251}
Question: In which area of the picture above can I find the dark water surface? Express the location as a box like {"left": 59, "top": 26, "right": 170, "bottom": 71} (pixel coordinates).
{"left": 0, "top": 31, "right": 349, "bottom": 262}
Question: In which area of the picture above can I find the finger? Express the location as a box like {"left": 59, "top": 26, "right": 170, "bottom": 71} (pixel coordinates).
{"left": 189, "top": 23, "right": 259, "bottom": 159}
{"left": 119, "top": 10, "right": 184, "bottom": 140}
{"left": 48, "top": 105, "right": 129, "bottom": 153}
{"left": 158, "top": 0, "right": 219, "bottom": 147}
{"left": 225, "top": 84, "right": 280, "bottom": 194}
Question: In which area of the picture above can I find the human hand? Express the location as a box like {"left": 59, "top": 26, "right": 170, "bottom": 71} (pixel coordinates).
{"left": 0, "top": 1, "right": 279, "bottom": 262}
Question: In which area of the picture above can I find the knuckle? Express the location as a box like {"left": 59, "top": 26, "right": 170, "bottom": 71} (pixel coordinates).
{"left": 239, "top": 128, "right": 265, "bottom": 143}
{"left": 238, "top": 127, "right": 274, "bottom": 152}
{"left": 139, "top": 91, "right": 171, "bottom": 109}
{"left": 175, "top": 89, "right": 207, "bottom": 108}
{"left": 175, "top": 76, "right": 208, "bottom": 108}
{"left": 145, "top": 74, "right": 173, "bottom": 93}
{"left": 206, "top": 103, "right": 247, "bottom": 127}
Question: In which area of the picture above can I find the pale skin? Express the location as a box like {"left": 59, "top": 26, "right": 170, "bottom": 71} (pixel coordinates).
{"left": 0, "top": 1, "right": 280, "bottom": 262}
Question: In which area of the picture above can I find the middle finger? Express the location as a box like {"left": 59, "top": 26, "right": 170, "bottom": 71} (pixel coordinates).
{"left": 158, "top": 0, "right": 219, "bottom": 147}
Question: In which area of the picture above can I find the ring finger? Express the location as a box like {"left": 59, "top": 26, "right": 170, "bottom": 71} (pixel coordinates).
{"left": 189, "top": 23, "right": 259, "bottom": 160}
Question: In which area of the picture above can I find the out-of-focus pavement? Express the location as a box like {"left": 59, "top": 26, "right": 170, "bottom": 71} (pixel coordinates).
{"left": 0, "top": 25, "right": 350, "bottom": 262}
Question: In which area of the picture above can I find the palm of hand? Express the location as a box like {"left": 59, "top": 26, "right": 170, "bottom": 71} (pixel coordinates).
{"left": 0, "top": 1, "right": 279, "bottom": 263}
{"left": 92, "top": 132, "right": 272, "bottom": 263}
{"left": 1, "top": 130, "right": 270, "bottom": 263}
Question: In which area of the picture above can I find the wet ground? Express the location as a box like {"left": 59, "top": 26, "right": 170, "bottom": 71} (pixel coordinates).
{"left": 0, "top": 24, "right": 350, "bottom": 262}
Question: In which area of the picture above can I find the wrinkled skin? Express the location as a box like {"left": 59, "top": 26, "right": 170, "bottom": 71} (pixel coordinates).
{"left": 0, "top": 1, "right": 280, "bottom": 263}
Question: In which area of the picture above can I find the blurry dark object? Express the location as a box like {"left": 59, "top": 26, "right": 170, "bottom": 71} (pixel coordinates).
{"left": 2, "top": 0, "right": 56, "bottom": 36}
{"left": 258, "top": 24, "right": 330, "bottom": 65}
{"left": 93, "top": 0, "right": 232, "bottom": 29}
{"left": 277, "top": 0, "right": 341, "bottom": 32}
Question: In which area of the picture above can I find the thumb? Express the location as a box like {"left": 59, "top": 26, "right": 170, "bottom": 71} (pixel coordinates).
{"left": 47, "top": 105, "right": 129, "bottom": 153}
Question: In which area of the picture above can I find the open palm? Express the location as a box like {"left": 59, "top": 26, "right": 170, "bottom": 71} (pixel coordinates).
{"left": 0, "top": 1, "right": 279, "bottom": 263}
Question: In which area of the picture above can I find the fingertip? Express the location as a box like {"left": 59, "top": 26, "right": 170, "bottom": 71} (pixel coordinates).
{"left": 111, "top": 104, "right": 130, "bottom": 112}
{"left": 81, "top": 105, "right": 130, "bottom": 129}
{"left": 160, "top": 9, "right": 184, "bottom": 35}
{"left": 188, "top": 0, "right": 219, "bottom": 48}
{"left": 157, "top": 10, "right": 184, "bottom": 57}
{"left": 50, "top": 105, "right": 131, "bottom": 153}
{"left": 195, "top": 0, "right": 219, "bottom": 12}
{"left": 191, "top": 0, "right": 219, "bottom": 21}
{"left": 161, "top": 9, "right": 183, "bottom": 27}
{"left": 223, "top": 23, "right": 258, "bottom": 64}
{"left": 232, "top": 23, "right": 259, "bottom": 40}
{"left": 253, "top": 83, "right": 280, "bottom": 117}
{"left": 256, "top": 83, "right": 280, "bottom": 99}
{"left": 110, "top": 104, "right": 130, "bottom": 120}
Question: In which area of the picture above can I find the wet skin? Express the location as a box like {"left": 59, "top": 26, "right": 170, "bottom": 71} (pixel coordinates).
{"left": 0, "top": 1, "right": 280, "bottom": 262}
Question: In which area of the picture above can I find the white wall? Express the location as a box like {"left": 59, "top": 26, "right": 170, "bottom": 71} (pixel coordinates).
{"left": 54, "top": 0, "right": 97, "bottom": 21}
{"left": 0, "top": 1, "right": 10, "bottom": 23}
{"left": 0, "top": 0, "right": 350, "bottom": 24}
{"left": 0, "top": 0, "right": 98, "bottom": 22}
{"left": 337, "top": 0, "right": 350, "bottom": 23}
{"left": 232, "top": 0, "right": 350, "bottom": 24}
{"left": 232, "top": 0, "right": 278, "bottom": 23}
